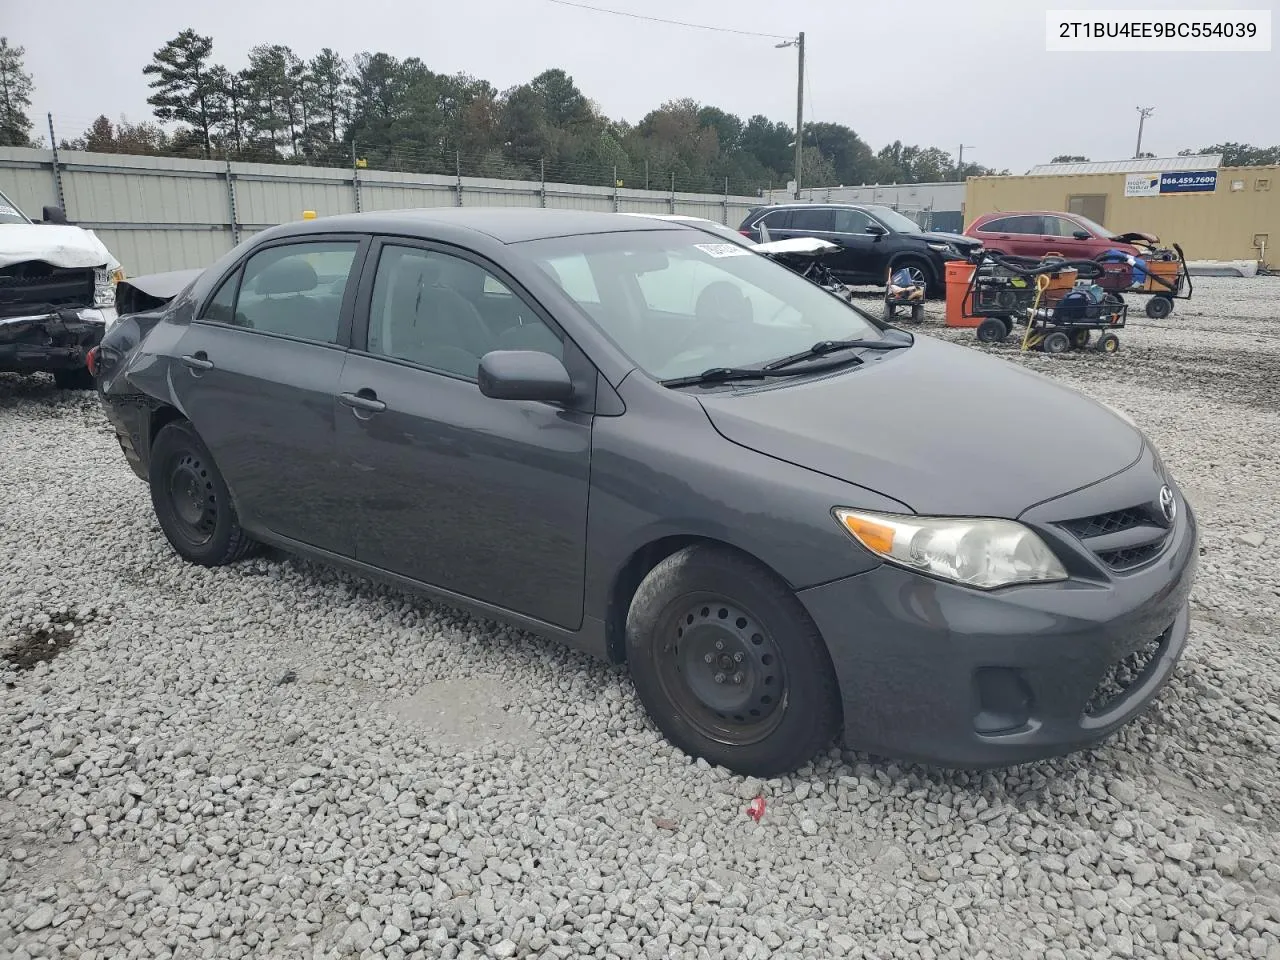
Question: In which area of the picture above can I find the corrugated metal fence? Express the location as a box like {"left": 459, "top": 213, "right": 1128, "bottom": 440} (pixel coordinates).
{"left": 0, "top": 147, "right": 765, "bottom": 277}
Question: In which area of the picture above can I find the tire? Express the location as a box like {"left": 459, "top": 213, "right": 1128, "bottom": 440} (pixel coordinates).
{"left": 1070, "top": 329, "right": 1092, "bottom": 348}
{"left": 976, "top": 317, "right": 1008, "bottom": 344}
{"left": 1042, "top": 331, "right": 1072, "bottom": 354}
{"left": 1097, "top": 333, "right": 1121, "bottom": 353}
{"left": 1145, "top": 296, "right": 1173, "bottom": 319}
{"left": 882, "top": 301, "right": 895, "bottom": 321}
{"left": 625, "top": 544, "right": 842, "bottom": 777}
{"left": 910, "top": 304, "right": 925, "bottom": 324}
{"left": 53, "top": 368, "right": 94, "bottom": 390}
{"left": 894, "top": 258, "right": 938, "bottom": 299}
{"left": 148, "top": 420, "right": 257, "bottom": 566}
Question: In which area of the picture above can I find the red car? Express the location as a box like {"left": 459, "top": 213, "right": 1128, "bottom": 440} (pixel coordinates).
{"left": 964, "top": 210, "right": 1155, "bottom": 262}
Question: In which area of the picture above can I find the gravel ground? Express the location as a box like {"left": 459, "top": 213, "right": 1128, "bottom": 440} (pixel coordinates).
{"left": 2, "top": 275, "right": 1279, "bottom": 960}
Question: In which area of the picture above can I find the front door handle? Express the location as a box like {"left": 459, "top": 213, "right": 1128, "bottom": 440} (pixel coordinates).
{"left": 338, "top": 390, "right": 387, "bottom": 415}
{"left": 181, "top": 353, "right": 214, "bottom": 371}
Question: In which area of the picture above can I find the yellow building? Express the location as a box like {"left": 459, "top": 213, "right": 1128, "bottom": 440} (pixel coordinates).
{"left": 965, "top": 155, "right": 1276, "bottom": 265}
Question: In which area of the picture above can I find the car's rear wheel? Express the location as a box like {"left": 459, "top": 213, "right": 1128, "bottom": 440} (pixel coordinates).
{"left": 625, "top": 544, "right": 842, "bottom": 777}
{"left": 149, "top": 420, "right": 256, "bottom": 566}
{"left": 53, "top": 368, "right": 94, "bottom": 390}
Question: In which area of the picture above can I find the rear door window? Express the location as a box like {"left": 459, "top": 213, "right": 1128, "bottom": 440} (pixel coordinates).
{"left": 204, "top": 241, "right": 360, "bottom": 343}
{"left": 790, "top": 207, "right": 835, "bottom": 232}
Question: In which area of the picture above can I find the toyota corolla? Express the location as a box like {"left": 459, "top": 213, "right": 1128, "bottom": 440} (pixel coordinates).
{"left": 91, "top": 208, "right": 1197, "bottom": 776}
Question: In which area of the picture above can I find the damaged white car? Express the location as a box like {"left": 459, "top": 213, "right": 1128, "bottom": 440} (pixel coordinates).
{"left": 1, "top": 188, "right": 124, "bottom": 389}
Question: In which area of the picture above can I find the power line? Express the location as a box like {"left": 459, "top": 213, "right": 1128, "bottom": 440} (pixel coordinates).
{"left": 541, "top": 0, "right": 792, "bottom": 41}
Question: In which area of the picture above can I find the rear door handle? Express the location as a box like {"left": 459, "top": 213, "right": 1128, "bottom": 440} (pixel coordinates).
{"left": 338, "top": 390, "right": 387, "bottom": 414}
{"left": 181, "top": 353, "right": 214, "bottom": 371}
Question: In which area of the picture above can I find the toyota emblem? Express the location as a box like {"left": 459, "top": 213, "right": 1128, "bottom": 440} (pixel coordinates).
{"left": 1158, "top": 485, "right": 1176, "bottom": 524}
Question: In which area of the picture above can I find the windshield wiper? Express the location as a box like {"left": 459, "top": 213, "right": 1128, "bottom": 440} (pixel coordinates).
{"left": 661, "top": 361, "right": 858, "bottom": 388}
{"left": 763, "top": 335, "right": 912, "bottom": 371}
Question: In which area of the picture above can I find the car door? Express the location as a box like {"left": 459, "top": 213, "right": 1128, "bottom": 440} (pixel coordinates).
{"left": 1040, "top": 215, "right": 1097, "bottom": 259}
{"left": 995, "top": 215, "right": 1046, "bottom": 258}
{"left": 830, "top": 208, "right": 881, "bottom": 282}
{"left": 168, "top": 236, "right": 366, "bottom": 554}
{"left": 750, "top": 208, "right": 794, "bottom": 243}
{"left": 334, "top": 239, "right": 593, "bottom": 630}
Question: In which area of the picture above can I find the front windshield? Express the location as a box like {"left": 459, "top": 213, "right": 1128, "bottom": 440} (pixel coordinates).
{"left": 864, "top": 205, "right": 923, "bottom": 234}
{"left": 0, "top": 190, "right": 32, "bottom": 225}
{"left": 514, "top": 229, "right": 883, "bottom": 382}
{"left": 1069, "top": 213, "right": 1115, "bottom": 239}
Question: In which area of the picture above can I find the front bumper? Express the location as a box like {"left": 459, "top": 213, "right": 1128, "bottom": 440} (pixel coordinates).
{"left": 0, "top": 307, "right": 115, "bottom": 373}
{"left": 798, "top": 491, "right": 1198, "bottom": 768}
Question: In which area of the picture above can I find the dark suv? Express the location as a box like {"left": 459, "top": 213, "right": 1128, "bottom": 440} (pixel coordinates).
{"left": 738, "top": 203, "right": 981, "bottom": 297}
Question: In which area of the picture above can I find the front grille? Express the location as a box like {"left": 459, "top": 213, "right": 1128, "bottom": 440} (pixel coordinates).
{"left": 1057, "top": 500, "right": 1172, "bottom": 573}
{"left": 1060, "top": 507, "right": 1148, "bottom": 540}
{"left": 1097, "top": 543, "right": 1164, "bottom": 570}
{"left": 0, "top": 262, "right": 96, "bottom": 319}
{"left": 1084, "top": 626, "right": 1172, "bottom": 717}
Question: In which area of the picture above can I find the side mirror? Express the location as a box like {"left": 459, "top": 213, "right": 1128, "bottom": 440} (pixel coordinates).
{"left": 478, "top": 350, "right": 575, "bottom": 403}
{"left": 1072, "top": 230, "right": 1090, "bottom": 240}
{"left": 42, "top": 205, "right": 69, "bottom": 224}
{"left": 865, "top": 223, "right": 887, "bottom": 237}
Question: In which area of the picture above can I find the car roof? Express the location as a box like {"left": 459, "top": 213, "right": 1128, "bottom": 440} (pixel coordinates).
{"left": 255, "top": 207, "right": 680, "bottom": 245}
{"left": 973, "top": 210, "right": 1079, "bottom": 219}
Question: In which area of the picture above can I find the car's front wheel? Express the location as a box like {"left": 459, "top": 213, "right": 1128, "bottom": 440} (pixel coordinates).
{"left": 149, "top": 420, "right": 257, "bottom": 566}
{"left": 625, "top": 544, "right": 842, "bottom": 777}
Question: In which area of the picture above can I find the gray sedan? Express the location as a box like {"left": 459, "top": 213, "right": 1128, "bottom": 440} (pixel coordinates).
{"left": 92, "top": 208, "right": 1198, "bottom": 776}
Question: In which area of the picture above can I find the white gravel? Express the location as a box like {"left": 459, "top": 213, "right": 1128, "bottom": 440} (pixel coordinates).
{"left": 3, "top": 275, "right": 1280, "bottom": 960}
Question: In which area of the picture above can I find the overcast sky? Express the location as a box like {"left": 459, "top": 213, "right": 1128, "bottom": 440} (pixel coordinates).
{"left": 9, "top": 0, "right": 1277, "bottom": 175}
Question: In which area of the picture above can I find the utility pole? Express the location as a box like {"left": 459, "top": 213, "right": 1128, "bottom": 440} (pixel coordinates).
{"left": 777, "top": 32, "right": 805, "bottom": 199}
{"left": 957, "top": 144, "right": 975, "bottom": 181}
{"left": 1135, "top": 106, "right": 1154, "bottom": 158}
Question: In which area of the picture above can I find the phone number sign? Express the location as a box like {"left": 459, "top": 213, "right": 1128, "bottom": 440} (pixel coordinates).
{"left": 1126, "top": 170, "right": 1218, "bottom": 196}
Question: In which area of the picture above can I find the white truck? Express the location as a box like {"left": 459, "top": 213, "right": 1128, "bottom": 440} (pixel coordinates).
{"left": 0, "top": 188, "right": 123, "bottom": 389}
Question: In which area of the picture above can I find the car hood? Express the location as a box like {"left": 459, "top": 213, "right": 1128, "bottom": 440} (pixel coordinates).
{"left": 0, "top": 223, "right": 120, "bottom": 271}
{"left": 913, "top": 231, "right": 982, "bottom": 250}
{"left": 696, "top": 335, "right": 1143, "bottom": 518}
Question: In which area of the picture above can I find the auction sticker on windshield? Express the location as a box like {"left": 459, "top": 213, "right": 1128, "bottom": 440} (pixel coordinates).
{"left": 694, "top": 243, "right": 752, "bottom": 258}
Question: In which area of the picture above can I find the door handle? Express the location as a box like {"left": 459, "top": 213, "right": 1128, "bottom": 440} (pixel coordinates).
{"left": 181, "top": 353, "right": 214, "bottom": 372}
{"left": 338, "top": 390, "right": 387, "bottom": 414}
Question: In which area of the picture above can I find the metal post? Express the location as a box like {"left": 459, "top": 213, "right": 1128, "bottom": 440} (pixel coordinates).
{"left": 47, "top": 114, "right": 66, "bottom": 213}
{"left": 722, "top": 177, "right": 729, "bottom": 224}
{"left": 794, "top": 33, "right": 805, "bottom": 200}
{"left": 1135, "top": 106, "right": 1154, "bottom": 158}
{"left": 540, "top": 158, "right": 547, "bottom": 208}
{"left": 612, "top": 165, "right": 619, "bottom": 212}
{"left": 645, "top": 160, "right": 649, "bottom": 191}
{"left": 351, "top": 141, "right": 363, "bottom": 213}
{"left": 455, "top": 151, "right": 463, "bottom": 206}
{"left": 669, "top": 172, "right": 676, "bottom": 214}
{"left": 225, "top": 159, "right": 240, "bottom": 246}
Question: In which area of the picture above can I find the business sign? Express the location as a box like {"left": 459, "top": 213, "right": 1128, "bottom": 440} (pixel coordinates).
{"left": 1158, "top": 169, "right": 1218, "bottom": 193}
{"left": 1124, "top": 173, "right": 1161, "bottom": 197}
{"left": 1124, "top": 169, "right": 1218, "bottom": 197}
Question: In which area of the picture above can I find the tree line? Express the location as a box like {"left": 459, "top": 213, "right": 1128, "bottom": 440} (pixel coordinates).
{"left": 2, "top": 30, "right": 1011, "bottom": 195}
{"left": 2, "top": 32, "right": 1277, "bottom": 195}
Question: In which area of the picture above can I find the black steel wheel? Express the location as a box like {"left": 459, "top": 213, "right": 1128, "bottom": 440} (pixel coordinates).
{"left": 1042, "top": 331, "right": 1072, "bottom": 354}
{"left": 1146, "top": 296, "right": 1173, "bottom": 319}
{"left": 626, "top": 545, "right": 841, "bottom": 776}
{"left": 149, "top": 420, "right": 257, "bottom": 566}
{"left": 976, "top": 317, "right": 1008, "bottom": 344}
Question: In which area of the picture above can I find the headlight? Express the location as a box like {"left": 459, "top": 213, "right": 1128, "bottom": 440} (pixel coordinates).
{"left": 93, "top": 266, "right": 120, "bottom": 308}
{"left": 833, "top": 508, "right": 1068, "bottom": 590}
{"left": 926, "top": 241, "right": 957, "bottom": 254}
